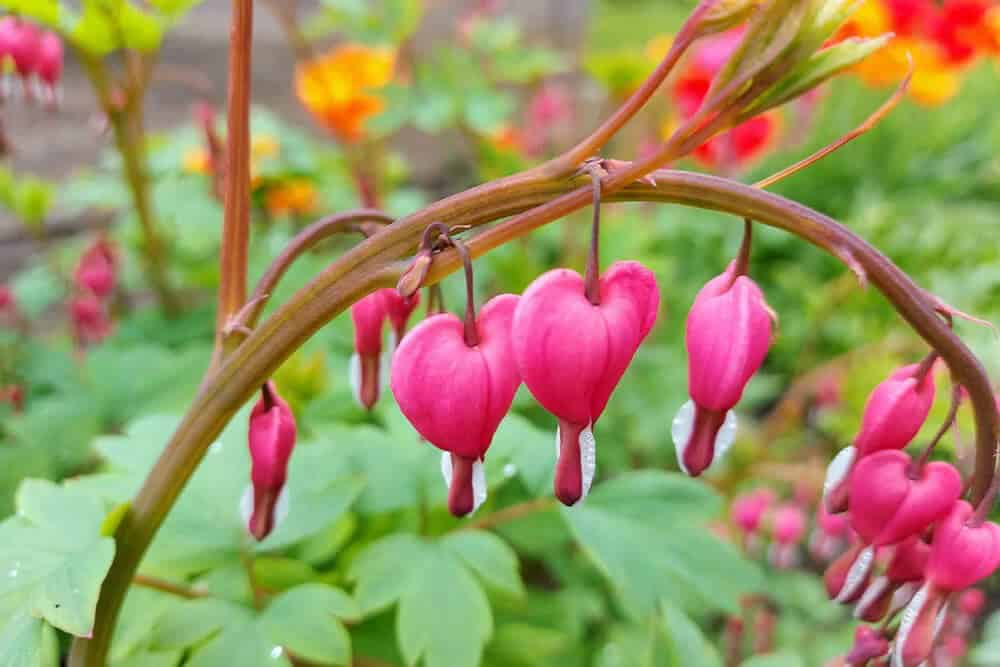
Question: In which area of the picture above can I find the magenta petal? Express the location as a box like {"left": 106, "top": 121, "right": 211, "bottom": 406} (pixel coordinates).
{"left": 391, "top": 294, "right": 521, "bottom": 461}
{"left": 926, "top": 501, "right": 1000, "bottom": 592}
{"left": 351, "top": 292, "right": 387, "bottom": 357}
{"left": 686, "top": 265, "right": 771, "bottom": 412}
{"left": 854, "top": 364, "right": 936, "bottom": 456}
{"left": 247, "top": 382, "right": 297, "bottom": 541}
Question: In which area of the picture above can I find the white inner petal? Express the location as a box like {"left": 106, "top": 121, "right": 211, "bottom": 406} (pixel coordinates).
{"left": 892, "top": 582, "right": 930, "bottom": 667}
{"left": 854, "top": 575, "right": 890, "bottom": 619}
{"left": 471, "top": 459, "right": 487, "bottom": 513}
{"left": 823, "top": 445, "right": 857, "bottom": 500}
{"left": 580, "top": 424, "right": 596, "bottom": 499}
{"left": 670, "top": 400, "right": 737, "bottom": 476}
{"left": 836, "top": 545, "right": 876, "bottom": 604}
{"left": 348, "top": 352, "right": 363, "bottom": 407}
{"left": 891, "top": 582, "right": 920, "bottom": 616}
{"left": 440, "top": 450, "right": 452, "bottom": 487}
{"left": 238, "top": 484, "right": 290, "bottom": 537}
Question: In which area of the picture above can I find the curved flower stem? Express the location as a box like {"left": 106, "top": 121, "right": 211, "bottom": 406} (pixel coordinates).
{"left": 583, "top": 166, "right": 603, "bottom": 305}
{"left": 242, "top": 209, "right": 393, "bottom": 328}
{"left": 912, "top": 382, "right": 962, "bottom": 475}
{"left": 69, "top": 169, "right": 999, "bottom": 667}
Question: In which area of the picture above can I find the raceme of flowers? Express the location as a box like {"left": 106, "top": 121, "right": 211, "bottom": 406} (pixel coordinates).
{"left": 69, "top": 237, "right": 119, "bottom": 349}
{"left": 0, "top": 15, "right": 63, "bottom": 108}
{"left": 836, "top": 0, "right": 1000, "bottom": 105}
{"left": 295, "top": 43, "right": 395, "bottom": 143}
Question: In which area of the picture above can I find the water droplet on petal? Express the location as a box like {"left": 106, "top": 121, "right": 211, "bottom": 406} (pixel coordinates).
{"left": 579, "top": 424, "right": 596, "bottom": 500}
{"left": 823, "top": 446, "right": 857, "bottom": 499}
{"left": 348, "top": 352, "right": 363, "bottom": 407}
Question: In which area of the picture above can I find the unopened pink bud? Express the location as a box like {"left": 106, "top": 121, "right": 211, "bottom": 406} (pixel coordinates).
{"left": 957, "top": 588, "right": 985, "bottom": 616}
{"left": 35, "top": 31, "right": 61, "bottom": 84}
{"left": 731, "top": 488, "right": 775, "bottom": 534}
{"left": 512, "top": 262, "right": 659, "bottom": 506}
{"left": 773, "top": 504, "right": 806, "bottom": 545}
{"left": 381, "top": 288, "right": 420, "bottom": 347}
{"left": 849, "top": 450, "right": 961, "bottom": 547}
{"left": 391, "top": 294, "right": 521, "bottom": 517}
{"left": 925, "top": 500, "right": 1000, "bottom": 592}
{"left": 845, "top": 626, "right": 889, "bottom": 666}
{"left": 69, "top": 294, "right": 112, "bottom": 345}
{"left": 855, "top": 364, "right": 937, "bottom": 457}
{"left": 246, "top": 382, "right": 297, "bottom": 541}
{"left": 855, "top": 537, "right": 930, "bottom": 622}
{"left": 826, "top": 542, "right": 876, "bottom": 603}
{"left": 74, "top": 239, "right": 117, "bottom": 298}
{"left": 349, "top": 291, "right": 387, "bottom": 410}
{"left": 7, "top": 19, "right": 39, "bottom": 78}
{"left": 677, "top": 262, "right": 770, "bottom": 476}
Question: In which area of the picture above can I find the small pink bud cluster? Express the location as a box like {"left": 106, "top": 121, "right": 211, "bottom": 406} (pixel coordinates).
{"left": 349, "top": 288, "right": 420, "bottom": 410}
{"left": 673, "top": 259, "right": 772, "bottom": 477}
{"left": 391, "top": 260, "right": 659, "bottom": 516}
{"left": 0, "top": 16, "right": 63, "bottom": 107}
{"left": 68, "top": 238, "right": 118, "bottom": 348}
{"left": 243, "top": 382, "right": 297, "bottom": 541}
{"left": 729, "top": 489, "right": 816, "bottom": 570}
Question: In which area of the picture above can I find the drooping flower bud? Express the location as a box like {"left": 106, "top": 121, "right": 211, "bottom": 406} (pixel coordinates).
{"left": 675, "top": 261, "right": 771, "bottom": 476}
{"left": 7, "top": 19, "right": 39, "bottom": 79}
{"left": 810, "top": 504, "right": 852, "bottom": 561}
{"left": 825, "top": 362, "right": 936, "bottom": 513}
{"left": 854, "top": 536, "right": 930, "bottom": 623}
{"left": 769, "top": 503, "right": 806, "bottom": 569}
{"left": 35, "top": 31, "right": 62, "bottom": 107}
{"left": 244, "top": 382, "right": 297, "bottom": 541}
{"left": 849, "top": 450, "right": 962, "bottom": 547}
{"left": 846, "top": 626, "right": 890, "bottom": 666}
{"left": 74, "top": 238, "right": 117, "bottom": 298}
{"left": 826, "top": 542, "right": 877, "bottom": 604}
{"left": 349, "top": 291, "right": 387, "bottom": 410}
{"left": 956, "top": 588, "right": 985, "bottom": 617}
{"left": 893, "top": 501, "right": 1000, "bottom": 667}
{"left": 391, "top": 294, "right": 521, "bottom": 517}
{"left": 69, "top": 294, "right": 113, "bottom": 346}
{"left": 381, "top": 288, "right": 420, "bottom": 349}
{"left": 731, "top": 488, "right": 776, "bottom": 536}
{"left": 512, "top": 262, "right": 659, "bottom": 505}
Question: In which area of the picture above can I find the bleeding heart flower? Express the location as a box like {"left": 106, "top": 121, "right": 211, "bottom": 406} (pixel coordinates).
{"left": 925, "top": 500, "right": 1000, "bottom": 592}
{"left": 69, "top": 294, "right": 113, "bottom": 346}
{"left": 243, "top": 382, "right": 297, "bottom": 541}
{"left": 769, "top": 503, "right": 806, "bottom": 569}
{"left": 826, "top": 542, "right": 877, "bottom": 604}
{"left": 854, "top": 536, "right": 930, "bottom": 622}
{"left": 512, "top": 261, "right": 659, "bottom": 505}
{"left": 35, "top": 31, "right": 62, "bottom": 106}
{"left": 74, "top": 238, "right": 117, "bottom": 298}
{"left": 811, "top": 504, "right": 852, "bottom": 561}
{"left": 892, "top": 581, "right": 951, "bottom": 667}
{"left": 731, "top": 488, "right": 776, "bottom": 535}
{"left": 391, "top": 294, "right": 521, "bottom": 517}
{"left": 349, "top": 291, "right": 387, "bottom": 410}
{"left": 849, "top": 450, "right": 962, "bottom": 547}
{"left": 381, "top": 289, "right": 420, "bottom": 348}
{"left": 7, "top": 19, "right": 39, "bottom": 79}
{"left": 825, "top": 362, "right": 937, "bottom": 513}
{"left": 674, "top": 261, "right": 771, "bottom": 476}
{"left": 846, "top": 626, "right": 890, "bottom": 666}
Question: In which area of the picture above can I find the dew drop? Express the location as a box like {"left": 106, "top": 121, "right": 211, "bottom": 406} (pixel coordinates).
{"left": 209, "top": 440, "right": 223, "bottom": 455}
{"left": 502, "top": 463, "right": 517, "bottom": 478}
{"left": 270, "top": 646, "right": 284, "bottom": 660}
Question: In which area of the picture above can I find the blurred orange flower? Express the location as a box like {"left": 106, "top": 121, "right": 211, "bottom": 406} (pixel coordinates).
{"left": 264, "top": 179, "right": 318, "bottom": 217}
{"left": 182, "top": 147, "right": 210, "bottom": 175}
{"left": 295, "top": 44, "right": 395, "bottom": 143}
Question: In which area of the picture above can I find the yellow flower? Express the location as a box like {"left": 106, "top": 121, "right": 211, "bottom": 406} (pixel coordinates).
{"left": 842, "top": 0, "right": 892, "bottom": 38}
{"left": 182, "top": 147, "right": 210, "bottom": 175}
{"left": 264, "top": 179, "right": 318, "bottom": 217}
{"left": 295, "top": 44, "right": 395, "bottom": 142}
{"left": 854, "top": 37, "right": 960, "bottom": 106}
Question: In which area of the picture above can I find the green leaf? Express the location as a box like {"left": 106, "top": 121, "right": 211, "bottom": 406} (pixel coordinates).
{"left": 0, "top": 613, "right": 59, "bottom": 667}
{"left": 396, "top": 546, "right": 492, "bottom": 667}
{"left": 349, "top": 534, "right": 494, "bottom": 667}
{"left": 149, "top": 598, "right": 239, "bottom": 651}
{"left": 561, "top": 471, "right": 762, "bottom": 617}
{"left": 661, "top": 603, "right": 722, "bottom": 667}
{"left": 0, "top": 480, "right": 116, "bottom": 636}
{"left": 258, "top": 584, "right": 359, "bottom": 665}
{"left": 441, "top": 531, "right": 524, "bottom": 597}
{"left": 483, "top": 414, "right": 553, "bottom": 496}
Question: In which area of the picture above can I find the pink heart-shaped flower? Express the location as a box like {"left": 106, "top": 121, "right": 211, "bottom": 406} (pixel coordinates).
{"left": 391, "top": 294, "right": 521, "bottom": 516}
{"left": 512, "top": 261, "right": 659, "bottom": 505}
{"left": 926, "top": 500, "right": 1000, "bottom": 592}
{"left": 849, "top": 450, "right": 962, "bottom": 547}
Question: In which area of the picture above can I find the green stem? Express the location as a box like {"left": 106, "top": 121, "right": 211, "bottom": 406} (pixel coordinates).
{"left": 67, "top": 169, "right": 999, "bottom": 667}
